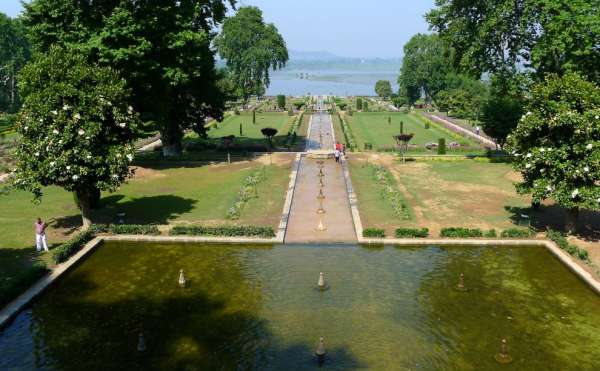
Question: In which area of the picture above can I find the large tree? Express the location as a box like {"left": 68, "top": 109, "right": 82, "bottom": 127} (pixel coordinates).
{"left": 215, "top": 6, "right": 288, "bottom": 103}
{"left": 0, "top": 13, "right": 30, "bottom": 113}
{"left": 427, "top": 0, "right": 600, "bottom": 81}
{"left": 23, "top": 0, "right": 234, "bottom": 156}
{"left": 13, "top": 47, "right": 139, "bottom": 228}
{"left": 374, "top": 80, "right": 393, "bottom": 99}
{"left": 506, "top": 73, "right": 600, "bottom": 233}
{"left": 398, "top": 33, "right": 453, "bottom": 105}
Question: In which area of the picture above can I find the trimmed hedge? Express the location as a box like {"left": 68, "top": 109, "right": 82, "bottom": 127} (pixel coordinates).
{"left": 484, "top": 229, "right": 497, "bottom": 238}
{"left": 547, "top": 229, "right": 589, "bottom": 261}
{"left": 91, "top": 224, "right": 160, "bottom": 235}
{"left": 363, "top": 228, "right": 385, "bottom": 238}
{"left": 395, "top": 228, "right": 429, "bottom": 238}
{"left": 52, "top": 230, "right": 95, "bottom": 264}
{"left": 170, "top": 225, "right": 275, "bottom": 238}
{"left": 500, "top": 228, "right": 535, "bottom": 238}
{"left": 440, "top": 227, "right": 483, "bottom": 238}
{"left": 0, "top": 262, "right": 49, "bottom": 308}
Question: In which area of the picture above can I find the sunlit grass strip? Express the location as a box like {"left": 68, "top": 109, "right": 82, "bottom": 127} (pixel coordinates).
{"left": 226, "top": 166, "right": 267, "bottom": 220}
{"left": 370, "top": 164, "right": 411, "bottom": 220}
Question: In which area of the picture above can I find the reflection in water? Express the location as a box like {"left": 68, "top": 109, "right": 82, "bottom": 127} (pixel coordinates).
{"left": 1, "top": 243, "right": 599, "bottom": 370}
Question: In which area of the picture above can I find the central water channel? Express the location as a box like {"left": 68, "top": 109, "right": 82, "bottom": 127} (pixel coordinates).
{"left": 1, "top": 242, "right": 599, "bottom": 370}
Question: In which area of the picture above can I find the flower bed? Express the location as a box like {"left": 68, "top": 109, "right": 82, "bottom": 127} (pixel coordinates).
{"left": 370, "top": 164, "right": 411, "bottom": 220}
{"left": 226, "top": 167, "right": 266, "bottom": 220}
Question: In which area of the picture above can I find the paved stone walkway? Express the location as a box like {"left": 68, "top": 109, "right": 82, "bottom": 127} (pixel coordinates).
{"left": 285, "top": 112, "right": 356, "bottom": 243}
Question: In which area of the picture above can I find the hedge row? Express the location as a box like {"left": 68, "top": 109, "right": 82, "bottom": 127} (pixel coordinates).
{"left": 363, "top": 228, "right": 385, "bottom": 238}
{"left": 547, "top": 230, "right": 589, "bottom": 261}
{"left": 395, "top": 228, "right": 429, "bottom": 238}
{"left": 337, "top": 112, "right": 357, "bottom": 150}
{"left": 440, "top": 228, "right": 484, "bottom": 238}
{"left": 170, "top": 225, "right": 275, "bottom": 238}
{"left": 370, "top": 164, "right": 411, "bottom": 220}
{"left": 52, "top": 229, "right": 95, "bottom": 264}
{"left": 91, "top": 224, "right": 160, "bottom": 235}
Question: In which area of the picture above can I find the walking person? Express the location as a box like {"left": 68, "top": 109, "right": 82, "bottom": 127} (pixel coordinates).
{"left": 475, "top": 126, "right": 480, "bottom": 136}
{"left": 34, "top": 217, "right": 50, "bottom": 253}
{"left": 334, "top": 148, "right": 341, "bottom": 163}
{"left": 335, "top": 142, "right": 341, "bottom": 152}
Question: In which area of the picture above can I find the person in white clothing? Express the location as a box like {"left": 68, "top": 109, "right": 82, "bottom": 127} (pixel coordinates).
{"left": 35, "top": 217, "right": 49, "bottom": 252}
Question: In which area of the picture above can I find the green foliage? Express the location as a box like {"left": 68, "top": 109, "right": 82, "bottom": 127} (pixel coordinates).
{"left": 434, "top": 74, "right": 487, "bottom": 120}
{"left": 356, "top": 98, "right": 363, "bottom": 110}
{"left": 395, "top": 228, "right": 429, "bottom": 238}
{"left": 277, "top": 95, "right": 286, "bottom": 109}
{"left": 0, "top": 13, "right": 30, "bottom": 113}
{"left": 547, "top": 229, "right": 589, "bottom": 262}
{"left": 91, "top": 224, "right": 160, "bottom": 235}
{"left": 437, "top": 138, "right": 446, "bottom": 155}
{"left": 0, "top": 261, "right": 48, "bottom": 308}
{"left": 337, "top": 113, "right": 357, "bottom": 150}
{"left": 24, "top": 0, "right": 231, "bottom": 156}
{"left": 252, "top": 109, "right": 256, "bottom": 124}
{"left": 215, "top": 7, "right": 288, "bottom": 102}
{"left": 500, "top": 228, "right": 534, "bottom": 238}
{"left": 363, "top": 228, "right": 385, "bottom": 238}
{"left": 506, "top": 73, "right": 600, "bottom": 214}
{"left": 226, "top": 167, "right": 267, "bottom": 220}
{"left": 363, "top": 101, "right": 369, "bottom": 112}
{"left": 370, "top": 164, "right": 411, "bottom": 220}
{"left": 14, "top": 47, "right": 140, "bottom": 226}
{"left": 440, "top": 227, "right": 483, "bottom": 238}
{"left": 170, "top": 225, "right": 275, "bottom": 238}
{"left": 52, "top": 229, "right": 95, "bottom": 264}
{"left": 375, "top": 80, "right": 393, "bottom": 98}
{"left": 484, "top": 229, "right": 497, "bottom": 238}
{"left": 427, "top": 0, "right": 600, "bottom": 81}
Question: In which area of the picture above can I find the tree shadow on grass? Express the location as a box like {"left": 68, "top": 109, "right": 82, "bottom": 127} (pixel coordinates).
{"left": 505, "top": 204, "right": 600, "bottom": 241}
{"left": 92, "top": 195, "right": 198, "bottom": 225}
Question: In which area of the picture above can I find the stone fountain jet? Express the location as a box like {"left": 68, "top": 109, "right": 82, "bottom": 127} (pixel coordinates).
{"left": 315, "top": 337, "right": 326, "bottom": 364}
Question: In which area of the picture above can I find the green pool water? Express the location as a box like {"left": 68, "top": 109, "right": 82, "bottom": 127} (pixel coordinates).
{"left": 1, "top": 242, "right": 600, "bottom": 370}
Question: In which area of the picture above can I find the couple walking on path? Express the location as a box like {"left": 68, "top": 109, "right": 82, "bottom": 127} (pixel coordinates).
{"left": 334, "top": 142, "right": 345, "bottom": 163}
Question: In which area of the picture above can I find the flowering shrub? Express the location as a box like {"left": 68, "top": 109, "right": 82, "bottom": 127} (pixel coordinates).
{"left": 226, "top": 167, "right": 266, "bottom": 219}
{"left": 370, "top": 164, "right": 411, "bottom": 220}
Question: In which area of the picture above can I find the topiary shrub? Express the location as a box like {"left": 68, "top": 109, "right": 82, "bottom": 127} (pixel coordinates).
{"left": 363, "top": 228, "right": 385, "bottom": 238}
{"left": 440, "top": 227, "right": 483, "bottom": 238}
{"left": 394, "top": 228, "right": 429, "bottom": 238}
{"left": 437, "top": 138, "right": 446, "bottom": 155}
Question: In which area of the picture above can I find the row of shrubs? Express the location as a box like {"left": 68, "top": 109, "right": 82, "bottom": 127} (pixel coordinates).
{"left": 370, "top": 164, "right": 411, "bottom": 220}
{"left": 547, "top": 229, "right": 589, "bottom": 261}
{"left": 226, "top": 167, "right": 266, "bottom": 220}
{"left": 285, "top": 111, "right": 304, "bottom": 147}
{"left": 91, "top": 224, "right": 160, "bottom": 235}
{"left": 362, "top": 227, "right": 535, "bottom": 239}
{"left": 170, "top": 225, "right": 275, "bottom": 238}
{"left": 336, "top": 112, "right": 357, "bottom": 150}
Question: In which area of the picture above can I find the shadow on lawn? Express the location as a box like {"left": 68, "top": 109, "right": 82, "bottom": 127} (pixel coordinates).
{"left": 505, "top": 204, "right": 600, "bottom": 241}
{"left": 92, "top": 194, "right": 197, "bottom": 225}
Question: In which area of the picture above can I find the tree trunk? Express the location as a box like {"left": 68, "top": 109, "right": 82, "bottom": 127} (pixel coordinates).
{"left": 565, "top": 207, "right": 579, "bottom": 234}
{"left": 75, "top": 188, "right": 93, "bottom": 230}
{"left": 160, "top": 124, "right": 183, "bottom": 157}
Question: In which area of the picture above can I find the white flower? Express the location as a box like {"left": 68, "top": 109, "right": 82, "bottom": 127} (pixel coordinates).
{"left": 50, "top": 161, "right": 55, "bottom": 167}
{"left": 119, "top": 122, "right": 126, "bottom": 128}
{"left": 586, "top": 143, "right": 593, "bottom": 150}
{"left": 74, "top": 113, "right": 81, "bottom": 121}
{"left": 66, "top": 165, "right": 71, "bottom": 170}
{"left": 116, "top": 153, "right": 121, "bottom": 158}
{"left": 78, "top": 129, "right": 85, "bottom": 136}
{"left": 540, "top": 168, "right": 545, "bottom": 173}
{"left": 112, "top": 174, "right": 119, "bottom": 178}
{"left": 540, "top": 148, "right": 545, "bottom": 152}
{"left": 525, "top": 163, "right": 532, "bottom": 169}
{"left": 86, "top": 155, "right": 92, "bottom": 159}
{"left": 526, "top": 111, "right": 532, "bottom": 116}
{"left": 597, "top": 198, "right": 600, "bottom": 203}
{"left": 72, "top": 175, "right": 79, "bottom": 180}
{"left": 58, "top": 140, "right": 62, "bottom": 144}
{"left": 127, "top": 106, "right": 134, "bottom": 114}
{"left": 576, "top": 169, "right": 580, "bottom": 174}
{"left": 571, "top": 189, "right": 579, "bottom": 198}
{"left": 39, "top": 119, "right": 43, "bottom": 123}
{"left": 62, "top": 104, "right": 70, "bottom": 111}
{"left": 546, "top": 185, "right": 553, "bottom": 191}
{"left": 548, "top": 147, "right": 553, "bottom": 152}
{"left": 584, "top": 166, "right": 590, "bottom": 172}
{"left": 51, "top": 110, "right": 58, "bottom": 115}
{"left": 24, "top": 126, "right": 28, "bottom": 131}
{"left": 52, "top": 129, "right": 59, "bottom": 134}
{"left": 35, "top": 152, "right": 39, "bottom": 157}
{"left": 526, "top": 153, "right": 532, "bottom": 158}
{"left": 126, "top": 154, "right": 134, "bottom": 162}
{"left": 85, "top": 136, "right": 90, "bottom": 140}
{"left": 595, "top": 115, "right": 599, "bottom": 120}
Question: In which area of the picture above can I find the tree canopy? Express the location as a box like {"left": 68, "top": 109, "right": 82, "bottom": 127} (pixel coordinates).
{"left": 506, "top": 73, "right": 600, "bottom": 232}
{"left": 23, "top": 0, "right": 235, "bottom": 156}
{"left": 0, "top": 12, "right": 30, "bottom": 113}
{"left": 374, "top": 80, "right": 393, "bottom": 99}
{"left": 13, "top": 47, "right": 140, "bottom": 228}
{"left": 215, "top": 6, "right": 288, "bottom": 103}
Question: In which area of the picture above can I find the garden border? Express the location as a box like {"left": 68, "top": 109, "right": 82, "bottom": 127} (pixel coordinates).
{"left": 276, "top": 153, "right": 302, "bottom": 242}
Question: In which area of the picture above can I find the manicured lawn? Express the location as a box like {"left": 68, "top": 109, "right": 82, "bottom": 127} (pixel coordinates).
{"left": 0, "top": 155, "right": 292, "bottom": 293}
{"left": 349, "top": 155, "right": 532, "bottom": 236}
{"left": 204, "top": 112, "right": 296, "bottom": 149}
{"left": 346, "top": 112, "right": 477, "bottom": 150}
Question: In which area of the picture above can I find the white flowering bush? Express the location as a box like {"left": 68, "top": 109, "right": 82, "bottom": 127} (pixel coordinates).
{"left": 13, "top": 47, "right": 139, "bottom": 227}
{"left": 506, "top": 73, "right": 600, "bottom": 232}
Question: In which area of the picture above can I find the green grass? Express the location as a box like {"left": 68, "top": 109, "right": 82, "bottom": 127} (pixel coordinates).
{"left": 346, "top": 112, "right": 478, "bottom": 150}
{"left": 0, "top": 158, "right": 292, "bottom": 297}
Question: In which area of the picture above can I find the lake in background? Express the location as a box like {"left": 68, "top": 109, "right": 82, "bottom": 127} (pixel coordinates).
{"left": 265, "top": 52, "right": 401, "bottom": 96}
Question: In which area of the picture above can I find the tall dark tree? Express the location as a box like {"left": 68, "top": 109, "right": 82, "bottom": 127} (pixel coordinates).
{"left": 215, "top": 6, "right": 288, "bottom": 104}
{"left": 24, "top": 0, "right": 235, "bottom": 156}
{"left": 427, "top": 0, "right": 600, "bottom": 81}
{"left": 0, "top": 13, "right": 30, "bottom": 113}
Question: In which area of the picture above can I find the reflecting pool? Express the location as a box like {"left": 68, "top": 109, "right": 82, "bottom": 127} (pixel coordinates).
{"left": 1, "top": 242, "right": 600, "bottom": 370}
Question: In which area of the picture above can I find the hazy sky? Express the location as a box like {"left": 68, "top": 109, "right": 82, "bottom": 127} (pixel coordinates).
{"left": 1, "top": 0, "right": 435, "bottom": 58}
